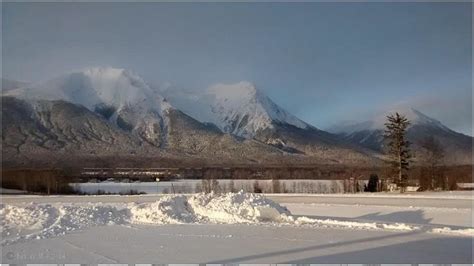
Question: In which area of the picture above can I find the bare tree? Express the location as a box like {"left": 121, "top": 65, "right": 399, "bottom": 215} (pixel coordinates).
{"left": 384, "top": 112, "right": 411, "bottom": 193}
{"left": 229, "top": 180, "right": 236, "bottom": 193}
{"left": 201, "top": 179, "right": 211, "bottom": 193}
{"left": 211, "top": 179, "right": 220, "bottom": 193}
{"left": 330, "top": 180, "right": 338, "bottom": 193}
{"left": 272, "top": 179, "right": 281, "bottom": 193}
{"left": 420, "top": 135, "right": 445, "bottom": 189}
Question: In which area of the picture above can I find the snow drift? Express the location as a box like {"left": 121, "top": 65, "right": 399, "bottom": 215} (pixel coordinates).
{"left": 131, "top": 192, "right": 290, "bottom": 225}
{"left": 1, "top": 192, "right": 291, "bottom": 245}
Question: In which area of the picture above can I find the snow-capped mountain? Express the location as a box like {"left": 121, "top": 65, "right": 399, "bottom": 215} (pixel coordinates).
{"left": 329, "top": 108, "right": 472, "bottom": 164}
{"left": 8, "top": 68, "right": 170, "bottom": 123}
{"left": 163, "top": 81, "right": 310, "bottom": 138}
{"left": 163, "top": 82, "right": 377, "bottom": 163}
{"left": 9, "top": 67, "right": 168, "bottom": 110}
{"left": 330, "top": 108, "right": 451, "bottom": 134}
{"left": 1, "top": 69, "right": 294, "bottom": 165}
{"left": 7, "top": 67, "right": 172, "bottom": 146}
{"left": 2, "top": 71, "right": 378, "bottom": 166}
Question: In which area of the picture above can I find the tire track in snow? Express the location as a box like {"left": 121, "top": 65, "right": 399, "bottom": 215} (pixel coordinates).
{"left": 62, "top": 238, "right": 119, "bottom": 263}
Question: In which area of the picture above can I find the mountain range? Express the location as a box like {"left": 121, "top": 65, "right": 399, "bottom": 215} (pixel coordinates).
{"left": 1, "top": 67, "right": 471, "bottom": 167}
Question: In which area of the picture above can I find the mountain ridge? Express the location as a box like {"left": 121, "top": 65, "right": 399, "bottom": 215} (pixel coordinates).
{"left": 3, "top": 67, "right": 470, "bottom": 166}
{"left": 3, "top": 68, "right": 376, "bottom": 165}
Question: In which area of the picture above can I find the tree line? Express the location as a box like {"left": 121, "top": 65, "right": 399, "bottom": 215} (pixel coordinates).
{"left": 1, "top": 169, "right": 76, "bottom": 194}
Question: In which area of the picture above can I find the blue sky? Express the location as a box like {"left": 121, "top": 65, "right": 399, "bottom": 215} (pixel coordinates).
{"left": 2, "top": 2, "right": 472, "bottom": 135}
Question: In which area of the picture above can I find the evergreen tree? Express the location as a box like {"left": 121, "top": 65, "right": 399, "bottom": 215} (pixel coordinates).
{"left": 253, "top": 181, "right": 262, "bottom": 193}
{"left": 384, "top": 112, "right": 411, "bottom": 193}
{"left": 366, "top": 174, "right": 379, "bottom": 192}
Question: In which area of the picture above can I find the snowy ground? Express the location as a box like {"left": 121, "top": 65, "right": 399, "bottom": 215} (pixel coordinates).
{"left": 1, "top": 191, "right": 472, "bottom": 263}
{"left": 0, "top": 188, "right": 26, "bottom": 195}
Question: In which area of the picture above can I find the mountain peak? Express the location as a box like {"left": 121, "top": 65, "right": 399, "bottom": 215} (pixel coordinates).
{"left": 207, "top": 81, "right": 258, "bottom": 98}
{"left": 207, "top": 81, "right": 257, "bottom": 101}
{"left": 331, "top": 107, "right": 451, "bottom": 135}
{"left": 8, "top": 67, "right": 167, "bottom": 108}
{"left": 164, "top": 81, "right": 310, "bottom": 138}
{"left": 82, "top": 66, "right": 125, "bottom": 76}
{"left": 372, "top": 107, "right": 448, "bottom": 130}
{"left": 6, "top": 67, "right": 173, "bottom": 132}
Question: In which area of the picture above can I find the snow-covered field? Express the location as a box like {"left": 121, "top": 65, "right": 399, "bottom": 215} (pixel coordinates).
{"left": 1, "top": 191, "right": 472, "bottom": 263}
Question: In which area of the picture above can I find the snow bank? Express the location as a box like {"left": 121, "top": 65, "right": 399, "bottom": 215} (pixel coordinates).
{"left": 289, "top": 216, "right": 419, "bottom": 231}
{"left": 0, "top": 188, "right": 27, "bottom": 194}
{"left": 1, "top": 192, "right": 290, "bottom": 245}
{"left": 267, "top": 191, "right": 474, "bottom": 200}
{"left": 130, "top": 192, "right": 290, "bottom": 224}
{"left": 1, "top": 202, "right": 130, "bottom": 245}
{"left": 1, "top": 192, "right": 471, "bottom": 246}
{"left": 131, "top": 195, "right": 197, "bottom": 224}
{"left": 1, "top": 204, "right": 54, "bottom": 233}
{"left": 382, "top": 223, "right": 420, "bottom": 231}
{"left": 430, "top": 227, "right": 474, "bottom": 237}
{"left": 188, "top": 191, "right": 291, "bottom": 223}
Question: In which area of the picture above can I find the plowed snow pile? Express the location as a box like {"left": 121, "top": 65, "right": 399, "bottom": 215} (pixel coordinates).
{"left": 131, "top": 192, "right": 290, "bottom": 224}
{"left": 1, "top": 191, "right": 470, "bottom": 246}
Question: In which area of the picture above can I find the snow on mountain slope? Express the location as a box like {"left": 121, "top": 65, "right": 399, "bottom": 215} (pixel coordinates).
{"left": 8, "top": 67, "right": 171, "bottom": 115}
{"left": 162, "top": 82, "right": 380, "bottom": 163}
{"left": 4, "top": 68, "right": 173, "bottom": 148}
{"left": 3, "top": 69, "right": 293, "bottom": 163}
{"left": 163, "top": 81, "right": 311, "bottom": 138}
{"left": 6, "top": 68, "right": 173, "bottom": 145}
{"left": 329, "top": 108, "right": 451, "bottom": 135}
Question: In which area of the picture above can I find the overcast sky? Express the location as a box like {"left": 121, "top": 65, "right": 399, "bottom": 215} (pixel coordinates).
{"left": 3, "top": 2, "right": 472, "bottom": 135}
